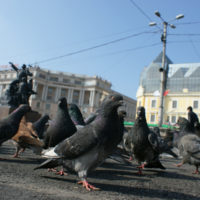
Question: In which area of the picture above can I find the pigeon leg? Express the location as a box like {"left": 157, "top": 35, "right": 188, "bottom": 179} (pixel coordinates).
{"left": 175, "top": 162, "right": 183, "bottom": 167}
{"left": 13, "top": 146, "right": 21, "bottom": 158}
{"left": 129, "top": 156, "right": 133, "bottom": 161}
{"left": 48, "top": 168, "right": 58, "bottom": 173}
{"left": 192, "top": 166, "right": 200, "bottom": 174}
{"left": 56, "top": 168, "right": 68, "bottom": 176}
{"left": 137, "top": 163, "right": 145, "bottom": 175}
{"left": 78, "top": 180, "right": 100, "bottom": 191}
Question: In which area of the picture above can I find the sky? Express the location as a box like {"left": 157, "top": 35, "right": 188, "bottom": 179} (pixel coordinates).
{"left": 1, "top": 0, "right": 200, "bottom": 99}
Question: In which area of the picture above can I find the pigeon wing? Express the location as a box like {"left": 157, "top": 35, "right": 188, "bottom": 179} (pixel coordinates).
{"left": 54, "top": 125, "right": 100, "bottom": 159}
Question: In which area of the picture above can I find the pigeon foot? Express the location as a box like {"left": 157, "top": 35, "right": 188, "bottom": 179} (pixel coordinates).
{"left": 175, "top": 162, "right": 183, "bottom": 167}
{"left": 56, "top": 169, "right": 68, "bottom": 176}
{"left": 78, "top": 180, "right": 100, "bottom": 191}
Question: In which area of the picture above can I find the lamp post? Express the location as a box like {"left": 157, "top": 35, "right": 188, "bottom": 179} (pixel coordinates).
{"left": 149, "top": 11, "right": 184, "bottom": 127}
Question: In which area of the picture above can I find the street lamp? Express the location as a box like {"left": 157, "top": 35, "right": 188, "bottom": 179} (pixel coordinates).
{"left": 149, "top": 11, "right": 184, "bottom": 127}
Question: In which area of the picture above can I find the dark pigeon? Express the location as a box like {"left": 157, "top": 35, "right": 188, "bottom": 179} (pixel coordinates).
{"left": 174, "top": 117, "right": 200, "bottom": 174}
{"left": 43, "top": 97, "right": 77, "bottom": 148}
{"left": 35, "top": 94, "right": 124, "bottom": 191}
{"left": 0, "top": 104, "right": 31, "bottom": 145}
{"left": 176, "top": 134, "right": 200, "bottom": 174}
{"left": 131, "top": 107, "right": 166, "bottom": 173}
{"left": 32, "top": 115, "right": 50, "bottom": 139}
{"left": 68, "top": 103, "right": 85, "bottom": 126}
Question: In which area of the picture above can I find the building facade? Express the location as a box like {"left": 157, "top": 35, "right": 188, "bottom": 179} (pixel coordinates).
{"left": 0, "top": 66, "right": 136, "bottom": 121}
{"left": 136, "top": 52, "right": 200, "bottom": 125}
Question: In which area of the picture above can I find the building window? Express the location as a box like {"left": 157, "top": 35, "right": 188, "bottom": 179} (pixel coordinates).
{"left": 166, "top": 116, "right": 170, "bottom": 122}
{"left": 36, "top": 102, "right": 40, "bottom": 108}
{"left": 151, "top": 100, "right": 156, "bottom": 108}
{"left": 47, "top": 87, "right": 55, "bottom": 101}
{"left": 193, "top": 100, "right": 198, "bottom": 109}
{"left": 39, "top": 73, "right": 46, "bottom": 79}
{"left": 150, "top": 114, "right": 155, "bottom": 123}
{"left": 138, "top": 101, "right": 141, "bottom": 107}
{"left": 60, "top": 88, "right": 68, "bottom": 98}
{"left": 63, "top": 78, "right": 70, "bottom": 83}
{"left": 172, "top": 100, "right": 177, "bottom": 109}
{"left": 84, "top": 91, "right": 90, "bottom": 105}
{"left": 46, "top": 103, "right": 51, "bottom": 110}
{"left": 75, "top": 80, "right": 82, "bottom": 85}
{"left": 171, "top": 116, "right": 176, "bottom": 124}
{"left": 72, "top": 90, "right": 80, "bottom": 104}
{"left": 49, "top": 77, "right": 58, "bottom": 82}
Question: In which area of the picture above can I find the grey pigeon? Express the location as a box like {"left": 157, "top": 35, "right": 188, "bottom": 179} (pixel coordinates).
{"left": 176, "top": 134, "right": 200, "bottom": 174}
{"left": 43, "top": 97, "right": 77, "bottom": 149}
{"left": 174, "top": 117, "right": 200, "bottom": 174}
{"left": 35, "top": 94, "right": 123, "bottom": 191}
{"left": 131, "top": 107, "right": 166, "bottom": 173}
{"left": 32, "top": 114, "right": 50, "bottom": 139}
{"left": 0, "top": 104, "right": 31, "bottom": 145}
{"left": 68, "top": 103, "right": 85, "bottom": 128}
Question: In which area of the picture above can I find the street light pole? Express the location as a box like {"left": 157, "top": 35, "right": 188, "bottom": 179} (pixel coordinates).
{"left": 158, "top": 21, "right": 167, "bottom": 127}
{"left": 149, "top": 12, "right": 184, "bottom": 127}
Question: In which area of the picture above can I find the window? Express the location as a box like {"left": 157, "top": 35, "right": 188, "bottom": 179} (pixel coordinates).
{"left": 75, "top": 80, "right": 82, "bottom": 85}
{"left": 39, "top": 73, "right": 46, "bottom": 79}
{"left": 138, "top": 101, "right": 141, "bottom": 107}
{"left": 150, "top": 114, "right": 155, "bottom": 123}
{"left": 49, "top": 77, "right": 58, "bottom": 82}
{"left": 72, "top": 90, "right": 80, "bottom": 104}
{"left": 60, "top": 88, "right": 68, "bottom": 98}
{"left": 46, "top": 103, "right": 51, "bottom": 110}
{"left": 63, "top": 78, "right": 70, "bottom": 83}
{"left": 84, "top": 91, "right": 90, "bottom": 105}
{"left": 47, "top": 87, "right": 55, "bottom": 101}
{"left": 151, "top": 100, "right": 156, "bottom": 108}
{"left": 193, "top": 100, "right": 198, "bottom": 109}
{"left": 36, "top": 102, "right": 40, "bottom": 108}
{"left": 171, "top": 116, "right": 176, "bottom": 124}
{"left": 166, "top": 116, "right": 170, "bottom": 122}
{"left": 172, "top": 100, "right": 177, "bottom": 108}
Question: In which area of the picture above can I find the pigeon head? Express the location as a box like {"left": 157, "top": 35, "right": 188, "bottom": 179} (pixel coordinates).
{"left": 69, "top": 103, "right": 79, "bottom": 114}
{"left": 137, "top": 106, "right": 145, "bottom": 119}
{"left": 19, "top": 104, "right": 31, "bottom": 112}
{"left": 118, "top": 110, "right": 127, "bottom": 118}
{"left": 177, "top": 117, "right": 192, "bottom": 132}
{"left": 58, "top": 97, "right": 68, "bottom": 109}
{"left": 101, "top": 94, "right": 123, "bottom": 116}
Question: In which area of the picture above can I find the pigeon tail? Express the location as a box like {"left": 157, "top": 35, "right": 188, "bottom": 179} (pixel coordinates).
{"left": 34, "top": 158, "right": 62, "bottom": 170}
{"left": 41, "top": 147, "right": 60, "bottom": 158}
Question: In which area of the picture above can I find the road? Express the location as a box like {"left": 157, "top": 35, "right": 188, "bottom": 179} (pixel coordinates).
{"left": 0, "top": 141, "right": 200, "bottom": 200}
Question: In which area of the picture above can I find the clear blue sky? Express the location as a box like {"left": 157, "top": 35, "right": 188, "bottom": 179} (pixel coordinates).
{"left": 1, "top": 0, "right": 200, "bottom": 99}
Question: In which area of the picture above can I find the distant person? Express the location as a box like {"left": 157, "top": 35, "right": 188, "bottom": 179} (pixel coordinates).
{"left": 187, "top": 106, "right": 199, "bottom": 132}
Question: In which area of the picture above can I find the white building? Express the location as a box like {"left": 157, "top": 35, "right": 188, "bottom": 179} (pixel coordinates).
{"left": 0, "top": 66, "right": 136, "bottom": 121}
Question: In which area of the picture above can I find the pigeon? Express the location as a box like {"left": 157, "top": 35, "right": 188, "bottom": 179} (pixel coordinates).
{"left": 68, "top": 103, "right": 85, "bottom": 128}
{"left": 176, "top": 134, "right": 200, "bottom": 174}
{"left": 84, "top": 94, "right": 116, "bottom": 125}
{"left": 173, "top": 117, "right": 200, "bottom": 173}
{"left": 31, "top": 114, "right": 50, "bottom": 139}
{"left": 0, "top": 104, "right": 31, "bottom": 145}
{"left": 35, "top": 94, "right": 124, "bottom": 191}
{"left": 43, "top": 97, "right": 77, "bottom": 149}
{"left": 131, "top": 107, "right": 166, "bottom": 173}
{"left": 12, "top": 116, "right": 44, "bottom": 157}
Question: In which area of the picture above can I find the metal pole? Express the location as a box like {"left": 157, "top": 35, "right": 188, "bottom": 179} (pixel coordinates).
{"left": 158, "top": 21, "right": 167, "bottom": 127}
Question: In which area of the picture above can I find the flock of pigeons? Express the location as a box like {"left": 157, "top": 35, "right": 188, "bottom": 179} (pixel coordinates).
{"left": 0, "top": 93, "right": 200, "bottom": 191}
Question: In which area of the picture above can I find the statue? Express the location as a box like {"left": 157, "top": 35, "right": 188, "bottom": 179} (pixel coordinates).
{"left": 6, "top": 63, "right": 36, "bottom": 108}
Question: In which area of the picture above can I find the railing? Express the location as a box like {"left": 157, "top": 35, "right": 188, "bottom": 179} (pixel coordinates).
{"left": 124, "top": 121, "right": 176, "bottom": 129}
